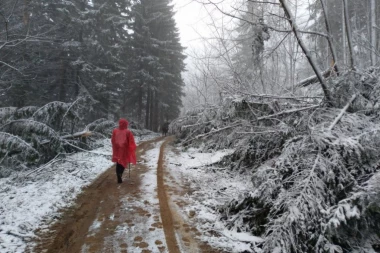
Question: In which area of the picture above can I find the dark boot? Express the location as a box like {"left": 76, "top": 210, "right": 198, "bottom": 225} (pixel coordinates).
{"left": 116, "top": 163, "right": 125, "bottom": 183}
{"left": 117, "top": 173, "right": 122, "bottom": 183}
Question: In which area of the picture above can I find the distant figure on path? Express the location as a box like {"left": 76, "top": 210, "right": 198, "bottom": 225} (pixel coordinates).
{"left": 162, "top": 121, "right": 169, "bottom": 136}
{"left": 111, "top": 119, "right": 136, "bottom": 183}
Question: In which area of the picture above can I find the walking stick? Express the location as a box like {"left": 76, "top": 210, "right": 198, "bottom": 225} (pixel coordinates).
{"left": 129, "top": 163, "right": 131, "bottom": 178}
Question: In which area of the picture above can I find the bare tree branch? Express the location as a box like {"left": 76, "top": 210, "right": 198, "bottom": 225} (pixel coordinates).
{"left": 257, "top": 105, "right": 320, "bottom": 121}
{"left": 0, "top": 61, "right": 24, "bottom": 75}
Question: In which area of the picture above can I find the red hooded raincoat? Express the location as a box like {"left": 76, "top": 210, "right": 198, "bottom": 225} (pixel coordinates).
{"left": 111, "top": 119, "right": 137, "bottom": 167}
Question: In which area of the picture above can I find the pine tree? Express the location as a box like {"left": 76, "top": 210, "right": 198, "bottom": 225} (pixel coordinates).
{"left": 129, "top": 0, "right": 185, "bottom": 131}
{"left": 83, "top": 0, "right": 132, "bottom": 119}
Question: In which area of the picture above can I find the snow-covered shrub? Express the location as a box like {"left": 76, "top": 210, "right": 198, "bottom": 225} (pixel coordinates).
{"left": 85, "top": 118, "right": 149, "bottom": 146}
{"left": 171, "top": 96, "right": 284, "bottom": 148}
{"left": 0, "top": 132, "right": 39, "bottom": 177}
{"left": 331, "top": 67, "right": 380, "bottom": 115}
{"left": 86, "top": 118, "right": 116, "bottom": 137}
{"left": 0, "top": 97, "right": 101, "bottom": 178}
{"left": 173, "top": 69, "right": 380, "bottom": 252}
{"left": 10, "top": 106, "right": 39, "bottom": 120}
{"left": 0, "top": 107, "right": 17, "bottom": 124}
{"left": 31, "top": 101, "right": 79, "bottom": 131}
{"left": 223, "top": 109, "right": 380, "bottom": 252}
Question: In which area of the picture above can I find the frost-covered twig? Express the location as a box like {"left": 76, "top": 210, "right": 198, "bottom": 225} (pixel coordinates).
{"left": 59, "top": 96, "right": 87, "bottom": 133}
{"left": 245, "top": 100, "right": 258, "bottom": 121}
{"left": 236, "top": 130, "right": 283, "bottom": 134}
{"left": 24, "top": 154, "right": 63, "bottom": 177}
{"left": 257, "top": 105, "right": 319, "bottom": 121}
{"left": 181, "top": 120, "right": 214, "bottom": 130}
{"left": 6, "top": 231, "right": 33, "bottom": 241}
{"left": 183, "top": 121, "right": 242, "bottom": 144}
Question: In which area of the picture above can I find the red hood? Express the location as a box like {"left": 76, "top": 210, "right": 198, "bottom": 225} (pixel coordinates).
{"left": 119, "top": 118, "right": 128, "bottom": 130}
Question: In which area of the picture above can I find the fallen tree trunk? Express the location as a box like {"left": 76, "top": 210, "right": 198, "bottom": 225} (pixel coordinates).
{"left": 297, "top": 69, "right": 332, "bottom": 88}
{"left": 61, "top": 130, "right": 92, "bottom": 139}
{"left": 41, "top": 130, "right": 92, "bottom": 145}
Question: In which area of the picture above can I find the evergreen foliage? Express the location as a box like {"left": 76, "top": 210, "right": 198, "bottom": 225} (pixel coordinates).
{"left": 129, "top": 0, "right": 186, "bottom": 131}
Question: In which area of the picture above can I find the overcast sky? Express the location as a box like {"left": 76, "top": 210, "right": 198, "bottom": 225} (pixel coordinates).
{"left": 172, "top": 0, "right": 211, "bottom": 64}
{"left": 172, "top": 0, "right": 239, "bottom": 71}
{"left": 172, "top": 1, "right": 206, "bottom": 46}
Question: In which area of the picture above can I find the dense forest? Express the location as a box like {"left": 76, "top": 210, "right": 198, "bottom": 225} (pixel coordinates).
{"left": 0, "top": 0, "right": 185, "bottom": 131}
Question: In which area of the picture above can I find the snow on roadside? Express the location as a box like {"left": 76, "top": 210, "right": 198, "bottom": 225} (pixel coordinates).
{"left": 0, "top": 134, "right": 157, "bottom": 253}
{"left": 166, "top": 146, "right": 263, "bottom": 253}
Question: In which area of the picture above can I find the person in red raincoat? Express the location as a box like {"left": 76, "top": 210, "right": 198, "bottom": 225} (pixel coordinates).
{"left": 111, "top": 119, "right": 137, "bottom": 183}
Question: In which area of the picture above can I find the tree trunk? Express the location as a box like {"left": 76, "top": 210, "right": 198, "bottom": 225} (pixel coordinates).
{"left": 342, "top": 4, "right": 346, "bottom": 68}
{"left": 279, "top": 0, "right": 332, "bottom": 103}
{"left": 122, "top": 92, "right": 127, "bottom": 116}
{"left": 149, "top": 90, "right": 155, "bottom": 131}
{"left": 320, "top": 0, "right": 340, "bottom": 75}
{"left": 59, "top": 59, "right": 67, "bottom": 101}
{"left": 23, "top": 0, "right": 30, "bottom": 25}
{"left": 153, "top": 93, "right": 159, "bottom": 132}
{"left": 145, "top": 87, "right": 151, "bottom": 129}
{"left": 370, "top": 0, "right": 377, "bottom": 65}
{"left": 342, "top": 0, "right": 356, "bottom": 70}
{"left": 137, "top": 84, "right": 143, "bottom": 124}
{"left": 74, "top": 67, "right": 80, "bottom": 97}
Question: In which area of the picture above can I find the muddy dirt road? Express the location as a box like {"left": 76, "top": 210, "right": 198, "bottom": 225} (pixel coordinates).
{"left": 31, "top": 137, "right": 221, "bottom": 253}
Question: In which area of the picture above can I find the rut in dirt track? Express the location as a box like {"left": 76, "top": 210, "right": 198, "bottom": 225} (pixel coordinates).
{"left": 157, "top": 138, "right": 180, "bottom": 253}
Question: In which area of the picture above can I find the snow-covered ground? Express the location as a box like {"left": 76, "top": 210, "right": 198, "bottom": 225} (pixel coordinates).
{"left": 166, "top": 146, "right": 264, "bottom": 253}
{"left": 0, "top": 134, "right": 157, "bottom": 253}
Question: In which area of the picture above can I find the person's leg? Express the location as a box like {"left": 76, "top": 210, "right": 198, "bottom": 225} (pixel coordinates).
{"left": 119, "top": 164, "right": 125, "bottom": 179}
{"left": 116, "top": 164, "right": 121, "bottom": 183}
{"left": 116, "top": 163, "right": 125, "bottom": 183}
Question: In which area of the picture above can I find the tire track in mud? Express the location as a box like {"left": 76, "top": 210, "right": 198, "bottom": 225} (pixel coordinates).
{"left": 157, "top": 137, "right": 181, "bottom": 253}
